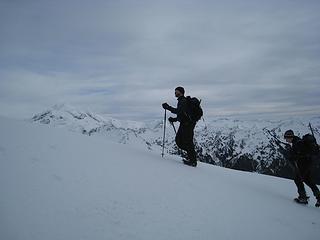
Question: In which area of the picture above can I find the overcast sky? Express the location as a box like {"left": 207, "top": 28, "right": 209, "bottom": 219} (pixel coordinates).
{"left": 1, "top": 0, "right": 320, "bottom": 120}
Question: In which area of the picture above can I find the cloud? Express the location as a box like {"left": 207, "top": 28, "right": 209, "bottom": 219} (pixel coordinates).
{"left": 0, "top": 0, "right": 320, "bottom": 119}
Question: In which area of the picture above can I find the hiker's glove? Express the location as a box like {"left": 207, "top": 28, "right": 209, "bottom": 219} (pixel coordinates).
{"left": 168, "top": 117, "right": 177, "bottom": 123}
{"left": 162, "top": 103, "right": 170, "bottom": 110}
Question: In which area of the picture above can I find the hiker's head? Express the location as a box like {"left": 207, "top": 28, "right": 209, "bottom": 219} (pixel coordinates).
{"left": 175, "top": 86, "right": 185, "bottom": 98}
{"left": 284, "top": 129, "right": 294, "bottom": 143}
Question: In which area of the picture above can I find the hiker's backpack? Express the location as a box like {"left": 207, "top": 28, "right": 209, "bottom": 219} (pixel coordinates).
{"left": 185, "top": 96, "right": 203, "bottom": 122}
{"left": 301, "top": 134, "right": 319, "bottom": 156}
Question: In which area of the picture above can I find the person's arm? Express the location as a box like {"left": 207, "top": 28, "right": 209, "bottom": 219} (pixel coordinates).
{"left": 162, "top": 103, "right": 176, "bottom": 113}
{"left": 162, "top": 99, "right": 188, "bottom": 122}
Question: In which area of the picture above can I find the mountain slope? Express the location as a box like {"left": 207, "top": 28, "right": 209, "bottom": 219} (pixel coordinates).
{"left": 0, "top": 116, "right": 319, "bottom": 240}
{"left": 31, "top": 105, "right": 320, "bottom": 181}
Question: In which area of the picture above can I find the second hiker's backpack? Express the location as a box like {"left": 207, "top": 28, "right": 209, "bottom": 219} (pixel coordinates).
{"left": 301, "top": 134, "right": 319, "bottom": 156}
{"left": 185, "top": 96, "right": 203, "bottom": 122}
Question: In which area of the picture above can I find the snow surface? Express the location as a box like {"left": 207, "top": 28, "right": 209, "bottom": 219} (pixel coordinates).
{"left": 31, "top": 104, "right": 320, "bottom": 169}
{"left": 1, "top": 116, "right": 319, "bottom": 240}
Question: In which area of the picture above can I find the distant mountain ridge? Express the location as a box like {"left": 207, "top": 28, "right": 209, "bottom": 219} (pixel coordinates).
{"left": 31, "top": 104, "right": 320, "bottom": 182}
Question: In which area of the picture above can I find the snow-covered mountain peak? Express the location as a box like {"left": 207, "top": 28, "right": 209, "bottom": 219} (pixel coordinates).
{"left": 31, "top": 104, "right": 109, "bottom": 132}
{"left": 32, "top": 104, "right": 159, "bottom": 131}
{"left": 31, "top": 105, "right": 163, "bottom": 147}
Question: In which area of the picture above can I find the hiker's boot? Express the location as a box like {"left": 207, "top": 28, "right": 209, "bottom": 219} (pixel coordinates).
{"left": 294, "top": 195, "right": 309, "bottom": 205}
{"left": 183, "top": 159, "right": 197, "bottom": 167}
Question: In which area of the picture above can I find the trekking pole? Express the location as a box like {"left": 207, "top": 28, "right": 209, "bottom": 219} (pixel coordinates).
{"left": 308, "top": 122, "right": 320, "bottom": 153}
{"left": 170, "top": 122, "right": 183, "bottom": 156}
{"left": 171, "top": 122, "right": 177, "bottom": 134}
{"left": 161, "top": 109, "right": 167, "bottom": 158}
{"left": 309, "top": 122, "right": 315, "bottom": 137}
{"left": 264, "top": 128, "right": 291, "bottom": 147}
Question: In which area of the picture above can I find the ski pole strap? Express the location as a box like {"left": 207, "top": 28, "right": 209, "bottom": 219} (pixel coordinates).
{"left": 171, "top": 122, "right": 177, "bottom": 134}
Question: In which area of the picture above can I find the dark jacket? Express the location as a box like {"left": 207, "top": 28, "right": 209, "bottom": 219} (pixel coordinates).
{"left": 167, "top": 96, "right": 189, "bottom": 124}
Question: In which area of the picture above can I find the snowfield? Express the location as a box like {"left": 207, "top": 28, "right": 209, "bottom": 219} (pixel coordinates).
{"left": 0, "top": 116, "right": 319, "bottom": 240}
{"left": 30, "top": 104, "right": 320, "bottom": 180}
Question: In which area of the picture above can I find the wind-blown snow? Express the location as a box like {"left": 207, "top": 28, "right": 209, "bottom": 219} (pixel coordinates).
{"left": 0, "top": 116, "right": 319, "bottom": 240}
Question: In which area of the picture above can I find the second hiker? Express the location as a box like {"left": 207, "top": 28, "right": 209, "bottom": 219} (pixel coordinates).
{"left": 284, "top": 129, "right": 320, "bottom": 207}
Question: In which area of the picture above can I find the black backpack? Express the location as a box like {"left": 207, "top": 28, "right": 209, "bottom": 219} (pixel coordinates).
{"left": 185, "top": 96, "right": 203, "bottom": 122}
{"left": 301, "top": 134, "right": 319, "bottom": 156}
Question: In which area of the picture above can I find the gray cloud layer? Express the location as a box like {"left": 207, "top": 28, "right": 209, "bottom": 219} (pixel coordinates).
{"left": 1, "top": 0, "right": 320, "bottom": 119}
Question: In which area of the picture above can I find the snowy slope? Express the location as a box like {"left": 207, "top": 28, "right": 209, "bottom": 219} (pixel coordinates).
{"left": 31, "top": 105, "right": 320, "bottom": 180}
{"left": 1, "top": 116, "right": 319, "bottom": 240}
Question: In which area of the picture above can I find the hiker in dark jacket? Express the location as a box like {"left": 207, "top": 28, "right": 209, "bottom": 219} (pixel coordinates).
{"left": 162, "top": 87, "right": 197, "bottom": 167}
{"left": 284, "top": 129, "right": 320, "bottom": 207}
